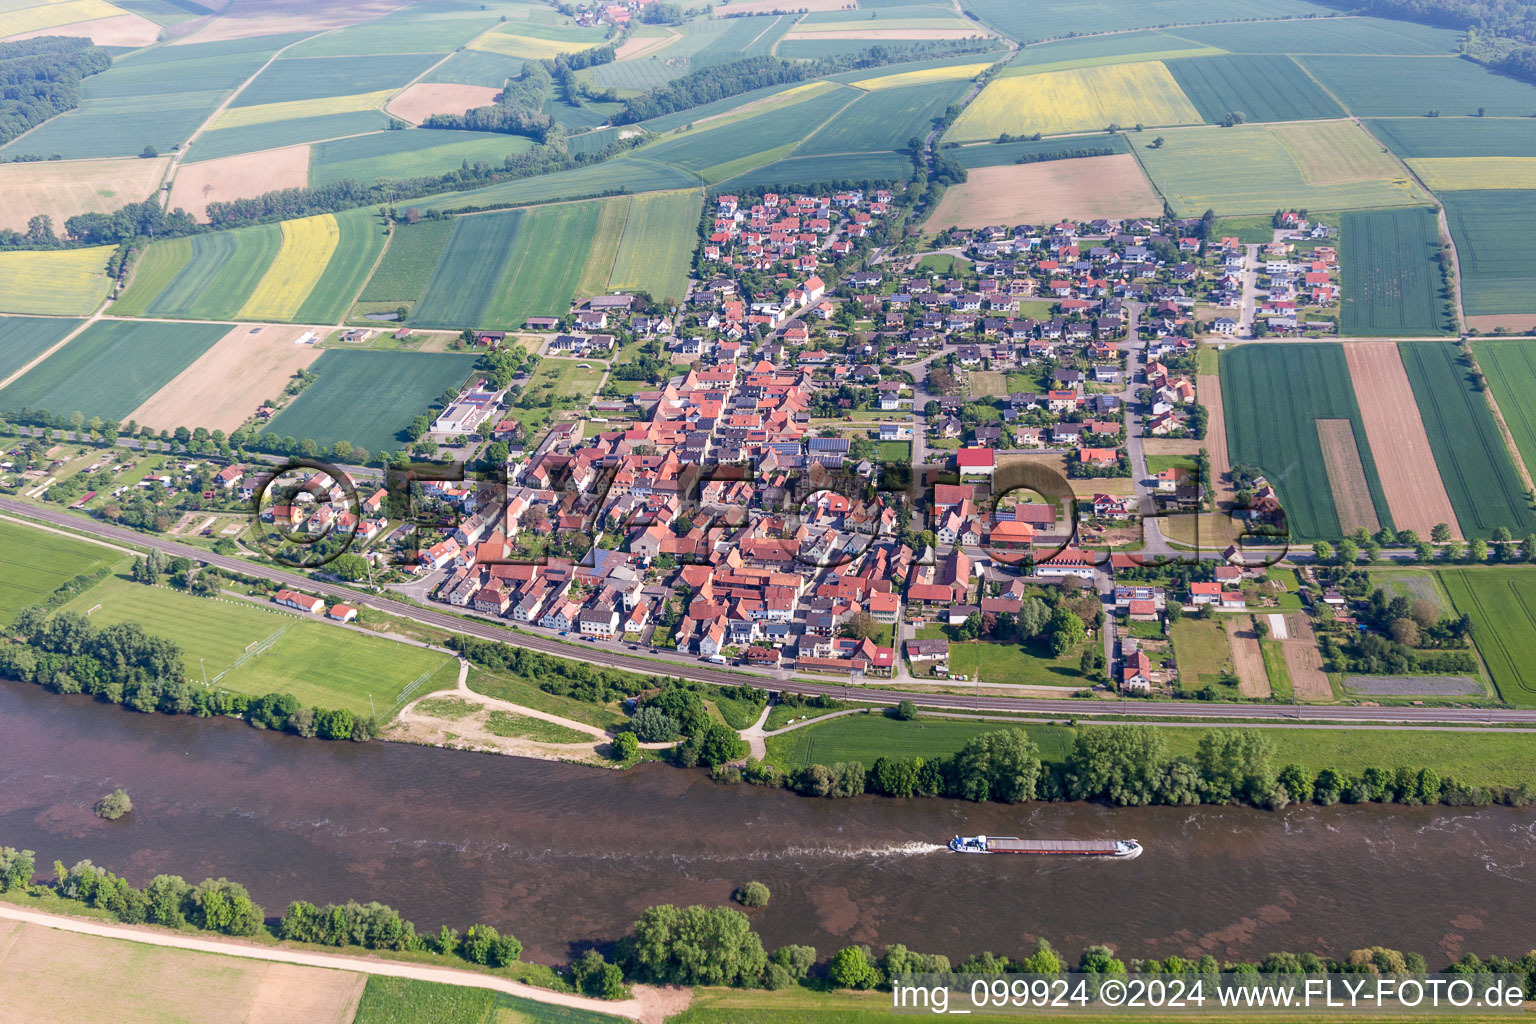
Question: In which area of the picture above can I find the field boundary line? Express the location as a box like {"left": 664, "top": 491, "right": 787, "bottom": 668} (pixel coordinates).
{"left": 600, "top": 196, "right": 635, "bottom": 292}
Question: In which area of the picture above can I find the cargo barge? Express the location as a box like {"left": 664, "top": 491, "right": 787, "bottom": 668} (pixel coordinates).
{"left": 948, "top": 835, "right": 1141, "bottom": 858}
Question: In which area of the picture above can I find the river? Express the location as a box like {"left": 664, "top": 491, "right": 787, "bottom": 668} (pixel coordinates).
{"left": 2, "top": 680, "right": 1532, "bottom": 966}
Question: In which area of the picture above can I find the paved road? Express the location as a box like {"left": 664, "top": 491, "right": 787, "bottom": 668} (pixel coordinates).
{"left": 0, "top": 904, "right": 676, "bottom": 1022}
{"left": 9, "top": 498, "right": 1536, "bottom": 725}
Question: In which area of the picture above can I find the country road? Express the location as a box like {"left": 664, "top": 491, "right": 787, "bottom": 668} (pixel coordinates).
{"left": 6, "top": 497, "right": 1536, "bottom": 726}
{"left": 0, "top": 904, "right": 683, "bottom": 1023}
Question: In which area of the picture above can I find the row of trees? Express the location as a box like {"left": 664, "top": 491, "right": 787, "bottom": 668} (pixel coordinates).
{"left": 730, "top": 722, "right": 1533, "bottom": 810}
{"left": 2, "top": 606, "right": 377, "bottom": 742}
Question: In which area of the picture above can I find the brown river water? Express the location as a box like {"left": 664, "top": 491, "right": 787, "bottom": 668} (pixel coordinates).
{"left": 2, "top": 680, "right": 1533, "bottom": 965}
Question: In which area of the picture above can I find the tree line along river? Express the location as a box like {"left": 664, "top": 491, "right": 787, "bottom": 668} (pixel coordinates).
{"left": 1, "top": 680, "right": 1532, "bottom": 965}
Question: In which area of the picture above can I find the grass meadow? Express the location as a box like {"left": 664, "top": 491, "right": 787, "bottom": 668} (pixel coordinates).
{"left": 351, "top": 976, "right": 624, "bottom": 1024}
{"left": 60, "top": 576, "right": 455, "bottom": 716}
{"left": 0, "top": 520, "right": 123, "bottom": 622}
{"left": 1441, "top": 568, "right": 1536, "bottom": 708}
{"left": 359, "top": 218, "right": 456, "bottom": 308}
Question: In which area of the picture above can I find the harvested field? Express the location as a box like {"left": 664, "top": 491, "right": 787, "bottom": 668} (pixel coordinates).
{"left": 385, "top": 83, "right": 502, "bottom": 126}
{"left": 1343, "top": 342, "right": 1460, "bottom": 538}
{"left": 0, "top": 156, "right": 169, "bottom": 233}
{"left": 1142, "top": 438, "right": 1203, "bottom": 456}
{"left": 171, "top": 0, "right": 400, "bottom": 44}
{"left": 4, "top": 10, "right": 159, "bottom": 45}
{"left": 126, "top": 323, "right": 323, "bottom": 434}
{"left": 1196, "top": 373, "right": 1234, "bottom": 506}
{"left": 0, "top": 919, "right": 366, "bottom": 1024}
{"left": 1280, "top": 614, "right": 1331, "bottom": 700}
{"left": 1467, "top": 314, "right": 1536, "bottom": 333}
{"left": 1345, "top": 674, "right": 1482, "bottom": 697}
{"left": 924, "top": 156, "right": 1161, "bottom": 230}
{"left": 168, "top": 145, "right": 310, "bottom": 221}
{"left": 1229, "top": 626, "right": 1270, "bottom": 698}
{"left": 1315, "top": 418, "right": 1380, "bottom": 535}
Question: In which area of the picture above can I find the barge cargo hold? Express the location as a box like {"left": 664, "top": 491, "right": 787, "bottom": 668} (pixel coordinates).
{"left": 949, "top": 835, "right": 1141, "bottom": 858}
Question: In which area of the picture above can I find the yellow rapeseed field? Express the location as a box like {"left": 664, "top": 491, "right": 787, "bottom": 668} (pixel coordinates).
{"left": 236, "top": 214, "right": 340, "bottom": 322}
{"left": 0, "top": 0, "right": 124, "bottom": 37}
{"left": 852, "top": 63, "right": 993, "bottom": 91}
{"left": 0, "top": 245, "right": 114, "bottom": 316}
{"left": 946, "top": 61, "right": 1202, "bottom": 141}
{"left": 1408, "top": 157, "right": 1536, "bottom": 191}
{"left": 210, "top": 90, "right": 395, "bottom": 130}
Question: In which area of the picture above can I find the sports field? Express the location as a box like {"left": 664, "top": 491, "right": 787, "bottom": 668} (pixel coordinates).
{"left": 0, "top": 155, "right": 170, "bottom": 233}
{"left": 1338, "top": 208, "right": 1451, "bottom": 336}
{"left": 0, "top": 319, "right": 227, "bottom": 422}
{"left": 237, "top": 214, "right": 341, "bottom": 321}
{"left": 0, "top": 317, "right": 82, "bottom": 383}
{"left": 1441, "top": 569, "right": 1536, "bottom": 708}
{"left": 358, "top": 218, "right": 455, "bottom": 308}
{"left": 1474, "top": 340, "right": 1536, "bottom": 479}
{"left": 60, "top": 576, "right": 454, "bottom": 716}
{"left": 946, "top": 62, "right": 1202, "bottom": 140}
{"left": 606, "top": 189, "right": 701, "bottom": 305}
{"left": 1220, "top": 344, "right": 1392, "bottom": 542}
{"left": 262, "top": 349, "right": 479, "bottom": 453}
{"left": 798, "top": 79, "right": 972, "bottom": 155}
{"left": 0, "top": 247, "right": 114, "bottom": 316}
{"left": 0, "top": 519, "right": 122, "bottom": 621}
{"left": 1398, "top": 341, "right": 1536, "bottom": 538}
{"left": 1135, "top": 122, "right": 1429, "bottom": 216}
{"left": 0, "top": 921, "right": 366, "bottom": 1024}
{"left": 1165, "top": 54, "right": 1342, "bottom": 124}
{"left": 1441, "top": 191, "right": 1536, "bottom": 317}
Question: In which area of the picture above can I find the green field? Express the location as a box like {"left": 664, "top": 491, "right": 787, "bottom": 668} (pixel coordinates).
{"left": 0, "top": 317, "right": 81, "bottom": 381}
{"left": 189, "top": 110, "right": 393, "bottom": 163}
{"left": 416, "top": 156, "right": 702, "bottom": 213}
{"left": 796, "top": 79, "right": 971, "bottom": 156}
{"left": 111, "top": 238, "right": 192, "bottom": 317}
{"left": 126, "top": 225, "right": 282, "bottom": 320}
{"left": 1474, "top": 340, "right": 1536, "bottom": 474}
{"left": 284, "top": 1, "right": 517, "bottom": 58}
{"left": 1004, "top": 29, "right": 1220, "bottom": 74}
{"left": 1170, "top": 616, "right": 1231, "bottom": 689}
{"left": 1135, "top": 123, "right": 1428, "bottom": 216}
{"left": 950, "top": 133, "right": 1130, "bottom": 168}
{"left": 262, "top": 349, "right": 479, "bottom": 452}
{"left": 1299, "top": 55, "right": 1536, "bottom": 118}
{"left": 717, "top": 151, "right": 913, "bottom": 190}
{"left": 359, "top": 218, "right": 456, "bottom": 307}
{"left": 310, "top": 130, "right": 536, "bottom": 187}
{"left": 482, "top": 201, "right": 603, "bottom": 328}
{"left": 1367, "top": 118, "right": 1536, "bottom": 160}
{"left": 1441, "top": 191, "right": 1536, "bottom": 317}
{"left": 233, "top": 54, "right": 439, "bottom": 107}
{"left": 0, "top": 520, "right": 121, "bottom": 621}
{"left": 964, "top": 0, "right": 1318, "bottom": 42}
{"left": 1174, "top": 16, "right": 1459, "bottom": 55}
{"left": 293, "top": 206, "right": 391, "bottom": 324}
{"left": 59, "top": 576, "right": 453, "bottom": 717}
{"left": 1220, "top": 343, "right": 1392, "bottom": 541}
{"left": 410, "top": 210, "right": 532, "bottom": 329}
{"left": 352, "top": 976, "right": 624, "bottom": 1024}
{"left": 1441, "top": 568, "right": 1536, "bottom": 707}
{"left": 1165, "top": 54, "right": 1342, "bottom": 124}
{"left": 422, "top": 48, "right": 525, "bottom": 87}
{"left": 1398, "top": 341, "right": 1536, "bottom": 538}
{"left": 606, "top": 189, "right": 701, "bottom": 305}
{"left": 1338, "top": 208, "right": 1451, "bottom": 336}
{"left": 0, "top": 320, "right": 227, "bottom": 422}
{"left": 765, "top": 713, "right": 1077, "bottom": 769}
{"left": 640, "top": 85, "right": 858, "bottom": 177}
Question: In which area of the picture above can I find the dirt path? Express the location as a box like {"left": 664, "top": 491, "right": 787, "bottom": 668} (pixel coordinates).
{"left": 1228, "top": 626, "right": 1271, "bottom": 698}
{"left": 1280, "top": 613, "right": 1331, "bottom": 699}
{"left": 1342, "top": 342, "right": 1461, "bottom": 538}
{"left": 738, "top": 702, "right": 773, "bottom": 760}
{"left": 0, "top": 903, "right": 686, "bottom": 1023}
{"left": 1197, "top": 374, "right": 1235, "bottom": 507}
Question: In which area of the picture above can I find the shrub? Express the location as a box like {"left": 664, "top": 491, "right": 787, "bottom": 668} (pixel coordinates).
{"left": 94, "top": 788, "right": 132, "bottom": 820}
{"left": 613, "top": 732, "right": 640, "bottom": 760}
{"left": 735, "top": 881, "right": 770, "bottom": 908}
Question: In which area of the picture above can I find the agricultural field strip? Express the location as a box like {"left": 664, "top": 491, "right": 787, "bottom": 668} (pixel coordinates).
{"left": 1473, "top": 341, "right": 1536, "bottom": 480}
{"left": 1337, "top": 207, "right": 1449, "bottom": 336}
{"left": 237, "top": 214, "right": 341, "bottom": 322}
{"left": 1441, "top": 569, "right": 1536, "bottom": 707}
{"left": 946, "top": 61, "right": 1205, "bottom": 140}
